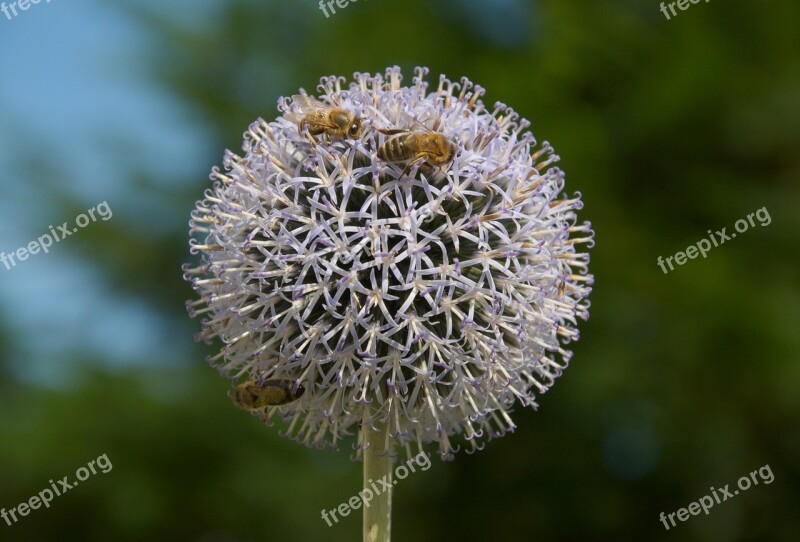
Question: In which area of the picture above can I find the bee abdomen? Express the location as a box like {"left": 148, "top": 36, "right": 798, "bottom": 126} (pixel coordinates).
{"left": 260, "top": 380, "right": 304, "bottom": 405}
{"left": 231, "top": 379, "right": 305, "bottom": 410}
{"left": 379, "top": 136, "right": 408, "bottom": 162}
{"left": 260, "top": 383, "right": 292, "bottom": 405}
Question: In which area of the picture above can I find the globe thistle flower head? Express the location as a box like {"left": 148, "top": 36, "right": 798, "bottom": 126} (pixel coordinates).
{"left": 185, "top": 66, "right": 593, "bottom": 460}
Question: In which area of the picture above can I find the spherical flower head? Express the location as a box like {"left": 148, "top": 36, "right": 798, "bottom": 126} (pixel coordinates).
{"left": 185, "top": 66, "right": 594, "bottom": 459}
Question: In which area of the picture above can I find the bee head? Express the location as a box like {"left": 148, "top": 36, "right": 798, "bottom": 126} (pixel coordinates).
{"left": 229, "top": 386, "right": 252, "bottom": 409}
{"left": 440, "top": 135, "right": 456, "bottom": 163}
{"left": 347, "top": 118, "right": 363, "bottom": 139}
{"left": 291, "top": 382, "right": 306, "bottom": 400}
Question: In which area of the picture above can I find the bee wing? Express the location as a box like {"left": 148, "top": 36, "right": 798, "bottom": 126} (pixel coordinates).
{"left": 396, "top": 111, "right": 440, "bottom": 134}
{"left": 283, "top": 94, "right": 327, "bottom": 124}
{"left": 409, "top": 114, "right": 436, "bottom": 133}
{"left": 377, "top": 110, "right": 428, "bottom": 136}
{"left": 290, "top": 94, "right": 329, "bottom": 114}
{"left": 376, "top": 101, "right": 420, "bottom": 131}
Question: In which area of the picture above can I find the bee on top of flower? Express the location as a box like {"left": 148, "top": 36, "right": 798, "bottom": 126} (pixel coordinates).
{"left": 184, "top": 66, "right": 594, "bottom": 460}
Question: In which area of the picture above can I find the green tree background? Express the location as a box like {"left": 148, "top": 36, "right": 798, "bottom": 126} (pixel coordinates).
{"left": 1, "top": 0, "right": 798, "bottom": 540}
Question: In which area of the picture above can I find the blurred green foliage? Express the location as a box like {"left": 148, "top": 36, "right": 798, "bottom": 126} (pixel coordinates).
{"left": 1, "top": 0, "right": 799, "bottom": 540}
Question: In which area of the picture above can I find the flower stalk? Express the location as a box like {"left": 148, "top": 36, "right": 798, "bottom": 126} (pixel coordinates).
{"left": 363, "top": 420, "right": 393, "bottom": 542}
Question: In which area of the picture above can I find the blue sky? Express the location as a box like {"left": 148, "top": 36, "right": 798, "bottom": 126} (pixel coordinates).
{"left": 0, "top": 1, "right": 220, "bottom": 384}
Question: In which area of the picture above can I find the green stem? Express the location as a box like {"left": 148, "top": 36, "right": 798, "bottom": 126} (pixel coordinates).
{"left": 363, "top": 419, "right": 393, "bottom": 542}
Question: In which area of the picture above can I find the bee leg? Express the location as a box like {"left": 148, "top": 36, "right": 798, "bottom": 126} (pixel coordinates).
{"left": 303, "top": 131, "right": 317, "bottom": 147}
{"left": 399, "top": 157, "right": 427, "bottom": 180}
{"left": 377, "top": 128, "right": 407, "bottom": 136}
{"left": 297, "top": 120, "right": 310, "bottom": 137}
{"left": 432, "top": 164, "right": 450, "bottom": 180}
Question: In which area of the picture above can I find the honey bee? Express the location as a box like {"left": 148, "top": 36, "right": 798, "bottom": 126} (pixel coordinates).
{"left": 377, "top": 117, "right": 456, "bottom": 176}
{"left": 287, "top": 95, "right": 363, "bottom": 140}
{"left": 230, "top": 379, "right": 305, "bottom": 411}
